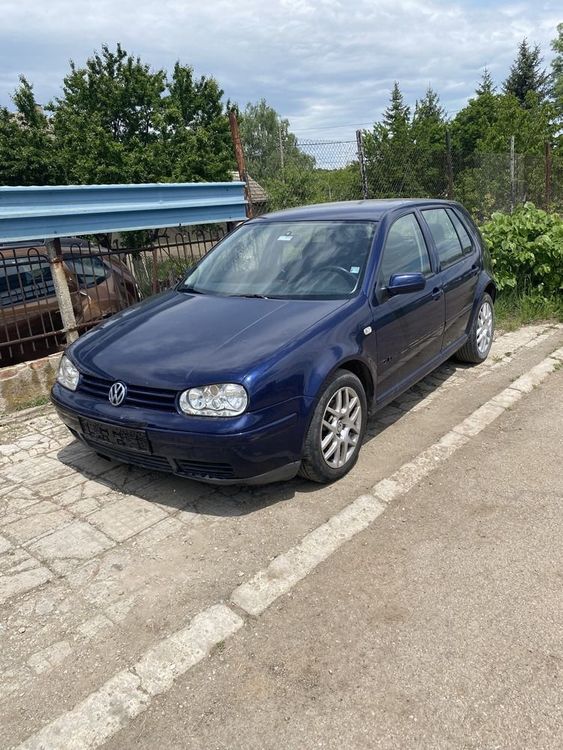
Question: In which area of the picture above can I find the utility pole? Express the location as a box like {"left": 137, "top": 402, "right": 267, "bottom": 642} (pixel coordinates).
{"left": 356, "top": 129, "right": 369, "bottom": 199}
{"left": 228, "top": 110, "right": 254, "bottom": 219}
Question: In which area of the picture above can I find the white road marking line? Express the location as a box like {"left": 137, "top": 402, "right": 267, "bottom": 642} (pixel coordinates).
{"left": 17, "top": 605, "right": 243, "bottom": 750}
{"left": 16, "top": 346, "right": 563, "bottom": 750}
{"left": 231, "top": 350, "right": 563, "bottom": 616}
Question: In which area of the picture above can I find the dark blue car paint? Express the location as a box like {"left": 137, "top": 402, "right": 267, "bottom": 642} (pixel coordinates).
{"left": 51, "top": 199, "right": 495, "bottom": 484}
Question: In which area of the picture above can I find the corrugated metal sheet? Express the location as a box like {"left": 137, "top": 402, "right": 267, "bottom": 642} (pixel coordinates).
{"left": 0, "top": 182, "right": 247, "bottom": 243}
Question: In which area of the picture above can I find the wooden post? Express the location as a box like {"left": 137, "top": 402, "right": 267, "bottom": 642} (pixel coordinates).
{"left": 446, "top": 129, "right": 454, "bottom": 200}
{"left": 509, "top": 135, "right": 516, "bottom": 212}
{"left": 229, "top": 110, "right": 254, "bottom": 218}
{"left": 47, "top": 237, "right": 79, "bottom": 345}
{"left": 545, "top": 141, "right": 552, "bottom": 210}
{"left": 356, "top": 129, "right": 369, "bottom": 199}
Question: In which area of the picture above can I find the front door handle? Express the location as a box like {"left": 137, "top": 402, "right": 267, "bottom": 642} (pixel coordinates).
{"left": 431, "top": 287, "right": 442, "bottom": 300}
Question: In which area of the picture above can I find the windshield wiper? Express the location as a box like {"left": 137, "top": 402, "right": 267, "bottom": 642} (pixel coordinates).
{"left": 180, "top": 286, "right": 205, "bottom": 295}
{"left": 232, "top": 293, "right": 269, "bottom": 299}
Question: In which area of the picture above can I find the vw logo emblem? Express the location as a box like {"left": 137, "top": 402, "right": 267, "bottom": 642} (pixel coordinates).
{"left": 108, "top": 381, "right": 127, "bottom": 407}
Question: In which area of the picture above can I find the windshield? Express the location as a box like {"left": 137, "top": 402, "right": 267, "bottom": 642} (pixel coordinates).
{"left": 181, "top": 220, "right": 376, "bottom": 299}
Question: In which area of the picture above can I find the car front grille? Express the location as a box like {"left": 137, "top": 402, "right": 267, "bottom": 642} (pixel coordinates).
{"left": 79, "top": 373, "right": 177, "bottom": 411}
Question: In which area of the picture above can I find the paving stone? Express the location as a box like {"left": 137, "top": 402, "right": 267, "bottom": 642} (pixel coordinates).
{"left": 3, "top": 457, "right": 75, "bottom": 485}
{"left": 29, "top": 521, "right": 114, "bottom": 561}
{"left": 88, "top": 495, "right": 168, "bottom": 542}
{"left": 4, "top": 509, "right": 72, "bottom": 544}
{"left": 68, "top": 497, "right": 102, "bottom": 516}
{"left": 77, "top": 614, "right": 114, "bottom": 641}
{"left": 0, "top": 534, "right": 12, "bottom": 553}
{"left": 27, "top": 640, "right": 72, "bottom": 674}
{"left": 0, "top": 566, "right": 53, "bottom": 604}
{"left": 0, "top": 547, "right": 37, "bottom": 574}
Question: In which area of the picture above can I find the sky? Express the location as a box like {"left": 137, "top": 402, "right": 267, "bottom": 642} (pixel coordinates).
{"left": 0, "top": 0, "right": 560, "bottom": 141}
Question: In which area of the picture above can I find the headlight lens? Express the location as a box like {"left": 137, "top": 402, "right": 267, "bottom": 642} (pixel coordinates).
{"left": 179, "top": 383, "right": 248, "bottom": 417}
{"left": 57, "top": 354, "right": 80, "bottom": 391}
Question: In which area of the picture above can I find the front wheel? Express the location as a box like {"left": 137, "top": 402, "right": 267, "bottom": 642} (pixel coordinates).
{"left": 299, "top": 369, "right": 367, "bottom": 483}
{"left": 455, "top": 293, "right": 495, "bottom": 364}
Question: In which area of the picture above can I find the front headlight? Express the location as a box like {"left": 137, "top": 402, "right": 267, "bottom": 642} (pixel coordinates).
{"left": 178, "top": 383, "right": 248, "bottom": 417}
{"left": 56, "top": 354, "right": 80, "bottom": 391}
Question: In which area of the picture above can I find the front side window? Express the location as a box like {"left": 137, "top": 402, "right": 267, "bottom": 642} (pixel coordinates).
{"left": 181, "top": 220, "right": 376, "bottom": 300}
{"left": 422, "top": 208, "right": 464, "bottom": 267}
{"left": 378, "top": 213, "right": 431, "bottom": 286}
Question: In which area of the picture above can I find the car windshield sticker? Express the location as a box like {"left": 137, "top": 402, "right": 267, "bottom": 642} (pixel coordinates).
{"left": 350, "top": 266, "right": 360, "bottom": 274}
{"left": 277, "top": 235, "right": 293, "bottom": 242}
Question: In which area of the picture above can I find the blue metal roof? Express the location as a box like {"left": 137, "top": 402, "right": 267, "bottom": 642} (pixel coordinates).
{"left": 0, "top": 182, "right": 247, "bottom": 242}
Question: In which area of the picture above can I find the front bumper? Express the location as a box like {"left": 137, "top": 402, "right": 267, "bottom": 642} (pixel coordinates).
{"left": 51, "top": 383, "right": 312, "bottom": 485}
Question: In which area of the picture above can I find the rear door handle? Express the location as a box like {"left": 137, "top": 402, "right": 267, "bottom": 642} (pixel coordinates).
{"left": 431, "top": 287, "right": 442, "bottom": 300}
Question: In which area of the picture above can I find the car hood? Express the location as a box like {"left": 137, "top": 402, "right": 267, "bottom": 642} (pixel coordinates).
{"left": 70, "top": 290, "right": 346, "bottom": 389}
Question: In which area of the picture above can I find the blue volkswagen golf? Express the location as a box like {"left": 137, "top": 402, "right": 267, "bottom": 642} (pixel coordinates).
{"left": 52, "top": 200, "right": 496, "bottom": 485}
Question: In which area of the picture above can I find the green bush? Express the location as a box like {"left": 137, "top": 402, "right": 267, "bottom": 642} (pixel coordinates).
{"left": 481, "top": 203, "right": 563, "bottom": 297}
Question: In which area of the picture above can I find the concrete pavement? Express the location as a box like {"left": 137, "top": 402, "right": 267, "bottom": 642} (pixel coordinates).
{"left": 1, "top": 323, "right": 561, "bottom": 749}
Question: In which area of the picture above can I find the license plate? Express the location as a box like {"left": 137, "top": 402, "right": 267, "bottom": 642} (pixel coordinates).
{"left": 80, "top": 417, "right": 150, "bottom": 453}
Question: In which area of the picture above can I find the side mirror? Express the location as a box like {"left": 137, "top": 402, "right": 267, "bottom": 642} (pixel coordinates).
{"left": 387, "top": 273, "right": 426, "bottom": 295}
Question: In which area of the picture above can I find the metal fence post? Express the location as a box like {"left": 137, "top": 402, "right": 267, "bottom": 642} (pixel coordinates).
{"left": 356, "top": 129, "right": 369, "bottom": 199}
{"left": 46, "top": 238, "right": 79, "bottom": 345}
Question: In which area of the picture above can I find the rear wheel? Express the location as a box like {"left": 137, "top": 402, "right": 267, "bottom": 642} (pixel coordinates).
{"left": 455, "top": 293, "right": 494, "bottom": 364}
{"left": 299, "top": 370, "right": 367, "bottom": 483}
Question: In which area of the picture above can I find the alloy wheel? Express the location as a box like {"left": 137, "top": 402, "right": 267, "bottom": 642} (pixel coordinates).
{"left": 476, "top": 300, "right": 493, "bottom": 355}
{"left": 320, "top": 386, "right": 363, "bottom": 468}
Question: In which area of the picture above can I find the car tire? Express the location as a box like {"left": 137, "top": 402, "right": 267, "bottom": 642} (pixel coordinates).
{"left": 455, "top": 293, "right": 495, "bottom": 364}
{"left": 299, "top": 369, "right": 367, "bottom": 484}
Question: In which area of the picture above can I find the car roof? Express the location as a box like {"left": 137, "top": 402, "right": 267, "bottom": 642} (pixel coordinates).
{"left": 253, "top": 199, "right": 459, "bottom": 223}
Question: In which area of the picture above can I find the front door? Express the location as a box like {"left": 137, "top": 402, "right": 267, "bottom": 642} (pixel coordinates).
{"left": 369, "top": 212, "right": 445, "bottom": 404}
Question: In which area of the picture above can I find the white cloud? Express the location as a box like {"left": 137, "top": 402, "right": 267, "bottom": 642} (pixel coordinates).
{"left": 0, "top": 0, "right": 559, "bottom": 139}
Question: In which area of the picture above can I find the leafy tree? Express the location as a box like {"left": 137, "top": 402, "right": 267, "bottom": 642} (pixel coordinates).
{"left": 363, "top": 82, "right": 419, "bottom": 197}
{"left": 475, "top": 68, "right": 495, "bottom": 96}
{"left": 411, "top": 86, "right": 447, "bottom": 196}
{"left": 46, "top": 44, "right": 233, "bottom": 185}
{"left": 450, "top": 76, "right": 499, "bottom": 168}
{"left": 0, "top": 76, "right": 60, "bottom": 185}
{"left": 551, "top": 23, "right": 563, "bottom": 123}
{"left": 239, "top": 98, "right": 313, "bottom": 183}
{"left": 503, "top": 39, "right": 550, "bottom": 106}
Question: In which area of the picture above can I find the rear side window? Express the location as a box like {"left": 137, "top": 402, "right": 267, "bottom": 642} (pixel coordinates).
{"left": 447, "top": 210, "right": 473, "bottom": 254}
{"left": 64, "top": 255, "right": 108, "bottom": 287}
{"left": 422, "top": 208, "right": 464, "bottom": 268}
{"left": 379, "top": 213, "right": 431, "bottom": 284}
{"left": 0, "top": 260, "right": 54, "bottom": 307}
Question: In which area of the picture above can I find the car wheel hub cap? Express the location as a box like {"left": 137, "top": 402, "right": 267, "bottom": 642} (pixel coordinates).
{"left": 321, "top": 386, "right": 362, "bottom": 469}
{"left": 476, "top": 301, "right": 493, "bottom": 355}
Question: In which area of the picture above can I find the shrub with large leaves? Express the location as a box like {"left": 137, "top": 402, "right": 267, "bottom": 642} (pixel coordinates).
{"left": 481, "top": 203, "right": 563, "bottom": 296}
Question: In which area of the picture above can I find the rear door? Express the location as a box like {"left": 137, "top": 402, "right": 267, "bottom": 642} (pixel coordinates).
{"left": 369, "top": 212, "right": 444, "bottom": 403}
{"left": 420, "top": 207, "right": 479, "bottom": 350}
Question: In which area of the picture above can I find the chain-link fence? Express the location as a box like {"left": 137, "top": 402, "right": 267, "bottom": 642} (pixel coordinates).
{"left": 242, "top": 131, "right": 560, "bottom": 221}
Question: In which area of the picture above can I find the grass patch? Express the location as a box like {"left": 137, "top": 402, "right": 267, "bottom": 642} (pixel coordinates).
{"left": 494, "top": 293, "right": 563, "bottom": 332}
{"left": 13, "top": 394, "right": 50, "bottom": 412}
